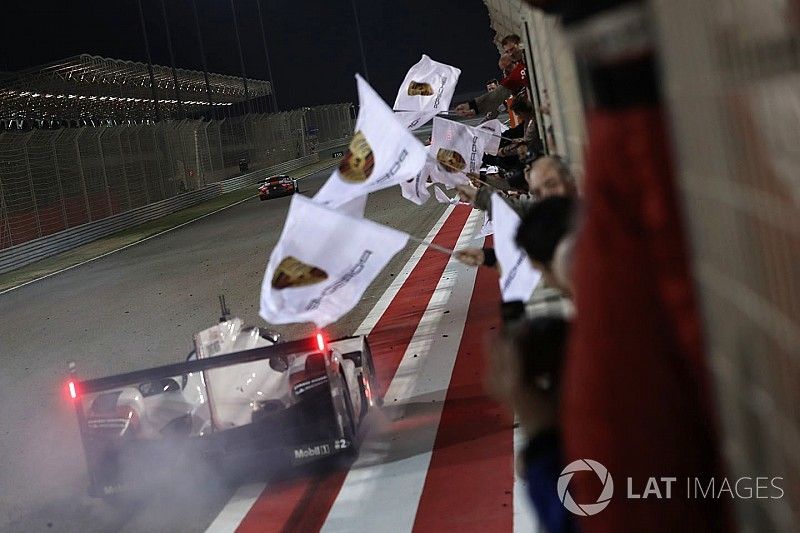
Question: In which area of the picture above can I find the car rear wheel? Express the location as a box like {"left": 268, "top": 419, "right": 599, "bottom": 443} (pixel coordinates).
{"left": 338, "top": 371, "right": 359, "bottom": 457}
{"left": 361, "top": 340, "right": 382, "bottom": 408}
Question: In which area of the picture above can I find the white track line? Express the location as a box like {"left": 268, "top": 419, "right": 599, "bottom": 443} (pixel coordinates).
{"left": 321, "top": 208, "right": 483, "bottom": 533}
{"left": 0, "top": 164, "right": 336, "bottom": 297}
{"left": 204, "top": 204, "right": 461, "bottom": 533}
{"left": 354, "top": 204, "right": 455, "bottom": 336}
{"left": 204, "top": 483, "right": 270, "bottom": 533}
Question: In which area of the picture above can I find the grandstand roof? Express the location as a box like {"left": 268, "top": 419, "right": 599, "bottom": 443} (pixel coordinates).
{"left": 0, "top": 54, "right": 272, "bottom": 123}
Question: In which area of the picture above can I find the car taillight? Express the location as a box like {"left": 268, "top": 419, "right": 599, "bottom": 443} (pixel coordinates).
{"left": 68, "top": 380, "right": 78, "bottom": 400}
{"left": 316, "top": 332, "right": 326, "bottom": 353}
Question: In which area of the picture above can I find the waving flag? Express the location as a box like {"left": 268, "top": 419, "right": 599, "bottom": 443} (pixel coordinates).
{"left": 400, "top": 162, "right": 433, "bottom": 206}
{"left": 491, "top": 193, "right": 540, "bottom": 302}
{"left": 314, "top": 75, "right": 427, "bottom": 209}
{"left": 260, "top": 195, "right": 409, "bottom": 327}
{"left": 393, "top": 55, "right": 461, "bottom": 130}
{"left": 433, "top": 185, "right": 462, "bottom": 205}
{"left": 476, "top": 119, "right": 506, "bottom": 156}
{"left": 429, "top": 117, "right": 486, "bottom": 188}
{"left": 478, "top": 211, "right": 494, "bottom": 237}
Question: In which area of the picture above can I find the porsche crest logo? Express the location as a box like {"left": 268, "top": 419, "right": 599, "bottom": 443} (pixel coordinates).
{"left": 338, "top": 131, "right": 375, "bottom": 183}
{"left": 436, "top": 148, "right": 466, "bottom": 173}
{"left": 271, "top": 256, "right": 329, "bottom": 290}
{"left": 407, "top": 80, "right": 434, "bottom": 96}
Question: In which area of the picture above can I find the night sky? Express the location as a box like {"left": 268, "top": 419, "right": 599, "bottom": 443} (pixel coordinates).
{"left": 0, "top": 0, "right": 500, "bottom": 110}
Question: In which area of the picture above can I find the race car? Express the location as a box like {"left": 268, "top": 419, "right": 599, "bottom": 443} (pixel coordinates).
{"left": 67, "top": 316, "right": 379, "bottom": 499}
{"left": 258, "top": 174, "right": 299, "bottom": 200}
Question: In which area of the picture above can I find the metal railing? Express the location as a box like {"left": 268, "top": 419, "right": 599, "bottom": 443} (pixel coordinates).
{"left": 0, "top": 103, "right": 353, "bottom": 251}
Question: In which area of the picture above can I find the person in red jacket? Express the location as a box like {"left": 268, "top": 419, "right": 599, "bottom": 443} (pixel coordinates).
{"left": 454, "top": 52, "right": 528, "bottom": 119}
{"left": 521, "top": 1, "right": 733, "bottom": 532}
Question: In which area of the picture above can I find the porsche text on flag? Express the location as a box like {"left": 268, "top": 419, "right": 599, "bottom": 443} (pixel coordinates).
{"left": 393, "top": 55, "right": 461, "bottom": 130}
{"left": 491, "top": 193, "right": 540, "bottom": 302}
{"left": 314, "top": 75, "right": 427, "bottom": 209}
{"left": 260, "top": 195, "right": 409, "bottom": 327}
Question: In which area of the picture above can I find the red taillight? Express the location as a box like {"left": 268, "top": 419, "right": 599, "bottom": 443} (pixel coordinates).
{"left": 316, "top": 332, "right": 326, "bottom": 352}
{"left": 68, "top": 381, "right": 78, "bottom": 400}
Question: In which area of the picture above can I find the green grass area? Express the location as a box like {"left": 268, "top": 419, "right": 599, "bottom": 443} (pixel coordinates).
{"left": 0, "top": 158, "right": 338, "bottom": 293}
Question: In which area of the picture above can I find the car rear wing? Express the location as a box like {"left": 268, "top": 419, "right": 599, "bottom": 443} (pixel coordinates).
{"left": 66, "top": 334, "right": 363, "bottom": 397}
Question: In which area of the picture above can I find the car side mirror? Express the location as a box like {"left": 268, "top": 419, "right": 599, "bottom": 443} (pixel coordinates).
{"left": 139, "top": 378, "right": 182, "bottom": 397}
{"left": 258, "top": 328, "right": 281, "bottom": 344}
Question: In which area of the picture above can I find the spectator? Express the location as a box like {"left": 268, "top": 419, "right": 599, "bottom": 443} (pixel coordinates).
{"left": 456, "top": 156, "right": 578, "bottom": 272}
{"left": 500, "top": 33, "right": 523, "bottom": 55}
{"left": 497, "top": 99, "right": 544, "bottom": 161}
{"left": 514, "top": 195, "right": 577, "bottom": 288}
{"left": 487, "top": 315, "right": 574, "bottom": 533}
{"left": 524, "top": 2, "right": 731, "bottom": 532}
{"left": 527, "top": 156, "right": 577, "bottom": 200}
{"left": 454, "top": 53, "right": 529, "bottom": 120}
{"left": 456, "top": 193, "right": 577, "bottom": 295}
{"left": 486, "top": 78, "right": 499, "bottom": 92}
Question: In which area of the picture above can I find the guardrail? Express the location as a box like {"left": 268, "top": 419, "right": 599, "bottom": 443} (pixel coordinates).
{"left": 0, "top": 152, "right": 325, "bottom": 274}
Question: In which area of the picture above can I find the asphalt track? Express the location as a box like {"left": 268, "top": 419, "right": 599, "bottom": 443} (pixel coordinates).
{"left": 0, "top": 163, "right": 536, "bottom": 532}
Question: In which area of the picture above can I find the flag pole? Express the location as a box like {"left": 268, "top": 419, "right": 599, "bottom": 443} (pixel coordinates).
{"left": 406, "top": 235, "right": 455, "bottom": 256}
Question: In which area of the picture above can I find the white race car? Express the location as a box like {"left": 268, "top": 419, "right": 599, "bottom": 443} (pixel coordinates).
{"left": 68, "top": 317, "right": 379, "bottom": 499}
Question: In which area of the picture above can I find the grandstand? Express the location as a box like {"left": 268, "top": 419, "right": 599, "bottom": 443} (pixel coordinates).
{"left": 0, "top": 54, "right": 272, "bottom": 127}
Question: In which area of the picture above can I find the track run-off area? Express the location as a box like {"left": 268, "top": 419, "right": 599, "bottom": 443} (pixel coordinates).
{"left": 0, "top": 164, "right": 538, "bottom": 532}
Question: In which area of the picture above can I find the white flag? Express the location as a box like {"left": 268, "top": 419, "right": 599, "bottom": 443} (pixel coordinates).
{"left": 476, "top": 119, "right": 506, "bottom": 156}
{"left": 314, "top": 75, "right": 426, "bottom": 209}
{"left": 433, "top": 185, "right": 460, "bottom": 205}
{"left": 260, "top": 195, "right": 409, "bottom": 327}
{"left": 394, "top": 110, "right": 436, "bottom": 131}
{"left": 491, "top": 193, "right": 540, "bottom": 303}
{"left": 478, "top": 211, "right": 494, "bottom": 237}
{"left": 393, "top": 55, "right": 461, "bottom": 130}
{"left": 400, "top": 163, "right": 433, "bottom": 206}
{"left": 429, "top": 117, "right": 486, "bottom": 188}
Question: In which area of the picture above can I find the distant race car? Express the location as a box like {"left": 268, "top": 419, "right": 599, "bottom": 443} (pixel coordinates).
{"left": 67, "top": 313, "right": 379, "bottom": 500}
{"left": 258, "top": 174, "right": 299, "bottom": 200}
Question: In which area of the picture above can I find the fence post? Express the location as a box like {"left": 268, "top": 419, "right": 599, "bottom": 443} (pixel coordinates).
{"left": 152, "top": 127, "right": 167, "bottom": 200}
{"left": 22, "top": 140, "right": 42, "bottom": 238}
{"left": 0, "top": 171, "right": 13, "bottom": 247}
{"left": 50, "top": 132, "right": 69, "bottom": 229}
{"left": 74, "top": 130, "right": 93, "bottom": 221}
{"left": 96, "top": 130, "right": 115, "bottom": 215}
{"left": 116, "top": 129, "right": 133, "bottom": 210}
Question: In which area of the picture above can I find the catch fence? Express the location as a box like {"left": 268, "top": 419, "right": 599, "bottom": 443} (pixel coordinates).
{"left": 0, "top": 104, "right": 353, "bottom": 250}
